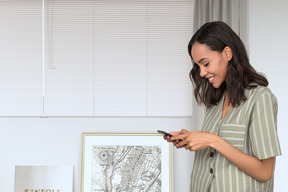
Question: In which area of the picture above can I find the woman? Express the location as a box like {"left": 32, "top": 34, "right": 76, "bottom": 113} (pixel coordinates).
{"left": 166, "top": 21, "right": 281, "bottom": 191}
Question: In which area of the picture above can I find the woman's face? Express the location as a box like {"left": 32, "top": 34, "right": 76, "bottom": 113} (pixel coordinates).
{"left": 191, "top": 42, "right": 232, "bottom": 89}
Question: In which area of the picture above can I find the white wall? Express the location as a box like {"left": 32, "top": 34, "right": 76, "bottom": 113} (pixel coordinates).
{"left": 0, "top": 1, "right": 196, "bottom": 191}
{"left": 0, "top": 117, "right": 195, "bottom": 192}
{"left": 248, "top": 0, "right": 288, "bottom": 191}
{"left": 2, "top": 1, "right": 287, "bottom": 192}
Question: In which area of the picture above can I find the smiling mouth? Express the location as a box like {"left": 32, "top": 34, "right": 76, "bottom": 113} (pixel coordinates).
{"left": 207, "top": 75, "right": 215, "bottom": 83}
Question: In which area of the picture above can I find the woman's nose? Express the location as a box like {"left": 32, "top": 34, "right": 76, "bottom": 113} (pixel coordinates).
{"left": 200, "top": 68, "right": 207, "bottom": 77}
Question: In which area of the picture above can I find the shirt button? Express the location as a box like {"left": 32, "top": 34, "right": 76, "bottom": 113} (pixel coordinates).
{"left": 210, "top": 152, "right": 214, "bottom": 157}
{"left": 210, "top": 168, "right": 213, "bottom": 174}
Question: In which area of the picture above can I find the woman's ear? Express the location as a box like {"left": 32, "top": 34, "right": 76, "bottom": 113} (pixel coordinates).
{"left": 223, "top": 46, "right": 233, "bottom": 61}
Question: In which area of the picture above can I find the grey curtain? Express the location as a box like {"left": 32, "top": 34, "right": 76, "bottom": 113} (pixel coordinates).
{"left": 193, "top": 0, "right": 248, "bottom": 46}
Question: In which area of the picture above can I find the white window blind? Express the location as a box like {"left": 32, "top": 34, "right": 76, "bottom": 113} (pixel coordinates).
{"left": 0, "top": 0, "right": 42, "bottom": 116}
{"left": 44, "top": 0, "right": 95, "bottom": 116}
{"left": 0, "top": 0, "right": 194, "bottom": 117}
{"left": 146, "top": 2, "right": 194, "bottom": 116}
{"left": 93, "top": 1, "right": 147, "bottom": 116}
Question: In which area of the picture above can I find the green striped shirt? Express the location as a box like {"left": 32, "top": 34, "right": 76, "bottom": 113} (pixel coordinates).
{"left": 190, "top": 85, "right": 281, "bottom": 192}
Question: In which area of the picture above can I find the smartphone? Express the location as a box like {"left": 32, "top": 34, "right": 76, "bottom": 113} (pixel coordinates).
{"left": 157, "top": 130, "right": 174, "bottom": 137}
{"left": 157, "top": 130, "right": 183, "bottom": 142}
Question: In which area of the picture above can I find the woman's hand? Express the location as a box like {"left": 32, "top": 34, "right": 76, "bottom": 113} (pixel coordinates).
{"left": 170, "top": 130, "right": 218, "bottom": 151}
{"left": 164, "top": 129, "right": 189, "bottom": 146}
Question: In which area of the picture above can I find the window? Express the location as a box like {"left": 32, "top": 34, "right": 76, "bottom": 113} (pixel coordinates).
{"left": 0, "top": 0, "right": 194, "bottom": 117}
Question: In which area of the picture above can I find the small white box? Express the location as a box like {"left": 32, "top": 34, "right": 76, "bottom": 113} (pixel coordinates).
{"left": 14, "top": 166, "right": 73, "bottom": 192}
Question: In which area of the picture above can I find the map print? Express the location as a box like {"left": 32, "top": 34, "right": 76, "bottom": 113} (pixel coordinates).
{"left": 91, "top": 145, "right": 162, "bottom": 192}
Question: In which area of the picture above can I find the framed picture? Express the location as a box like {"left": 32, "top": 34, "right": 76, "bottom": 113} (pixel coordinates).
{"left": 81, "top": 132, "right": 173, "bottom": 192}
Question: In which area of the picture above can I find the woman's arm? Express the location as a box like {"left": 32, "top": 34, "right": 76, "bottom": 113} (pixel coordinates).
{"left": 171, "top": 130, "right": 275, "bottom": 182}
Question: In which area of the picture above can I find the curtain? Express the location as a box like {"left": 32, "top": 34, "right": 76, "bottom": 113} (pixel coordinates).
{"left": 193, "top": 0, "right": 248, "bottom": 45}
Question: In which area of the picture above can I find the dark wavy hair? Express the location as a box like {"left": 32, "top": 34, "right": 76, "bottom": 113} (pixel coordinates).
{"left": 188, "top": 21, "right": 268, "bottom": 108}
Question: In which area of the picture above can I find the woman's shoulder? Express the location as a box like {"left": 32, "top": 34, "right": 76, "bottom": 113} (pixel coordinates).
{"left": 245, "top": 84, "right": 277, "bottom": 103}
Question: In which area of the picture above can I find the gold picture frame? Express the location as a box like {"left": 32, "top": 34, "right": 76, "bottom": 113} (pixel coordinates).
{"left": 81, "top": 132, "right": 173, "bottom": 192}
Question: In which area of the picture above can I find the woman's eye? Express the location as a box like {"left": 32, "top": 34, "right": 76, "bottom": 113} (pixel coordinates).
{"left": 204, "top": 63, "right": 209, "bottom": 67}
